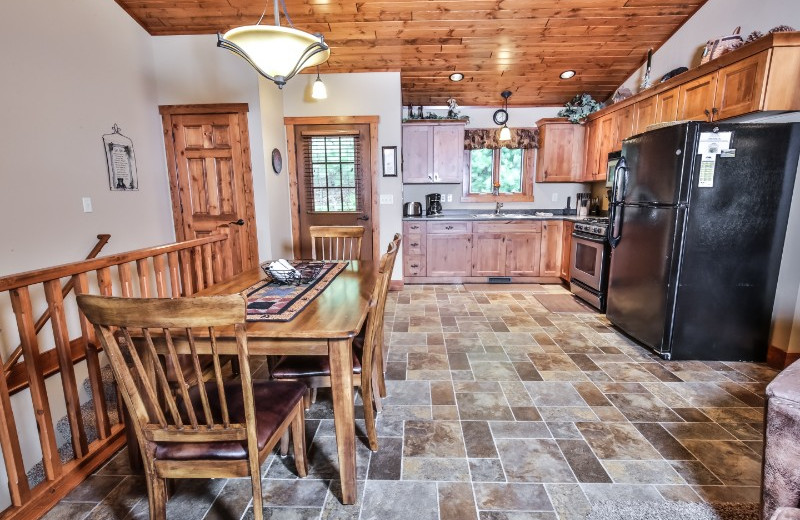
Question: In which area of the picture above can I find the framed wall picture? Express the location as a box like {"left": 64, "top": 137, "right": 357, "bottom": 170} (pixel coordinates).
{"left": 382, "top": 146, "right": 398, "bottom": 177}
{"left": 102, "top": 124, "right": 138, "bottom": 191}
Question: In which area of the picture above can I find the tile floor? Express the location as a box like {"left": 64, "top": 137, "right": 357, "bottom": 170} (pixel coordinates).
{"left": 45, "top": 284, "right": 776, "bottom": 520}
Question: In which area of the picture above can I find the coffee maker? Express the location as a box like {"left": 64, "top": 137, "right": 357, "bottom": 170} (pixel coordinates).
{"left": 425, "top": 193, "right": 442, "bottom": 216}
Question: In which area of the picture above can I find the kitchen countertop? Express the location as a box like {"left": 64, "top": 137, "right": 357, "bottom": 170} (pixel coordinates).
{"left": 402, "top": 211, "right": 605, "bottom": 223}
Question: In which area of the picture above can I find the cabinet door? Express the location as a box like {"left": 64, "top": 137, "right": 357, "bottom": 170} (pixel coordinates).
{"left": 506, "top": 233, "right": 541, "bottom": 277}
{"left": 472, "top": 234, "right": 506, "bottom": 276}
{"left": 560, "top": 221, "right": 573, "bottom": 280}
{"left": 655, "top": 88, "right": 679, "bottom": 123}
{"left": 539, "top": 220, "right": 563, "bottom": 277}
{"left": 595, "top": 114, "right": 617, "bottom": 181}
{"left": 582, "top": 119, "right": 601, "bottom": 180}
{"left": 402, "top": 125, "right": 432, "bottom": 183}
{"left": 426, "top": 233, "right": 472, "bottom": 277}
{"left": 716, "top": 52, "right": 768, "bottom": 120}
{"left": 634, "top": 96, "right": 658, "bottom": 135}
{"left": 536, "top": 122, "right": 584, "bottom": 182}
{"left": 432, "top": 124, "right": 464, "bottom": 182}
{"left": 677, "top": 73, "right": 718, "bottom": 121}
{"left": 616, "top": 105, "right": 635, "bottom": 150}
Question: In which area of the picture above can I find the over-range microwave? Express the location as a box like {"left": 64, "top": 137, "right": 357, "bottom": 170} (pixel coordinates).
{"left": 606, "top": 151, "right": 621, "bottom": 188}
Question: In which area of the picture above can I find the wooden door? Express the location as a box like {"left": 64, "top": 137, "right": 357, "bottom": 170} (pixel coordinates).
{"left": 678, "top": 74, "right": 718, "bottom": 121}
{"left": 539, "top": 221, "right": 563, "bottom": 277}
{"left": 426, "top": 234, "right": 472, "bottom": 277}
{"left": 716, "top": 52, "right": 769, "bottom": 120}
{"left": 432, "top": 124, "right": 465, "bottom": 182}
{"left": 634, "top": 96, "right": 658, "bottom": 135}
{"left": 293, "top": 123, "right": 374, "bottom": 260}
{"left": 402, "top": 124, "right": 432, "bottom": 183}
{"left": 506, "top": 234, "right": 540, "bottom": 277}
{"left": 560, "top": 221, "right": 573, "bottom": 281}
{"left": 160, "top": 104, "right": 258, "bottom": 275}
{"left": 655, "top": 89, "right": 679, "bottom": 123}
{"left": 472, "top": 234, "right": 506, "bottom": 276}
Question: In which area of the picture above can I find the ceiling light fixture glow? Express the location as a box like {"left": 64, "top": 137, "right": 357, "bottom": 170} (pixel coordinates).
{"left": 449, "top": 72, "right": 464, "bottom": 82}
{"left": 217, "top": 0, "right": 330, "bottom": 88}
{"left": 311, "top": 66, "right": 327, "bottom": 99}
{"left": 560, "top": 70, "right": 576, "bottom": 80}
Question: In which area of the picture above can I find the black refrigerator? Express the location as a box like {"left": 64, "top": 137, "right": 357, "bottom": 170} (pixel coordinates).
{"left": 606, "top": 122, "right": 800, "bottom": 361}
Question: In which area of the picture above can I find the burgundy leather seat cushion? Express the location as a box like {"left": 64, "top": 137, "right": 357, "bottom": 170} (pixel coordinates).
{"left": 270, "top": 337, "right": 364, "bottom": 379}
{"left": 153, "top": 380, "right": 307, "bottom": 461}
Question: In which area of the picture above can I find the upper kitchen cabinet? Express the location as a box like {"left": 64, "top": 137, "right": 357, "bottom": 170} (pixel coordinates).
{"left": 654, "top": 88, "right": 679, "bottom": 123}
{"left": 535, "top": 118, "right": 585, "bottom": 183}
{"left": 582, "top": 118, "right": 601, "bottom": 181}
{"left": 677, "top": 73, "right": 719, "bottom": 121}
{"left": 634, "top": 95, "right": 658, "bottom": 135}
{"left": 714, "top": 51, "right": 769, "bottom": 120}
{"left": 402, "top": 121, "right": 466, "bottom": 183}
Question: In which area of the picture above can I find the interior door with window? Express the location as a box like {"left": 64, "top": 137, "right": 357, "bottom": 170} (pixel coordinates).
{"left": 294, "top": 124, "right": 373, "bottom": 260}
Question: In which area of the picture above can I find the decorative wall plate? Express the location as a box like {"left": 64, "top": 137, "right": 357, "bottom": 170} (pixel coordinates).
{"left": 271, "top": 148, "right": 282, "bottom": 174}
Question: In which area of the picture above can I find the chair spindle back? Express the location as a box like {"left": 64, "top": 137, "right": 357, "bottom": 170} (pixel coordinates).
{"left": 309, "top": 226, "right": 365, "bottom": 261}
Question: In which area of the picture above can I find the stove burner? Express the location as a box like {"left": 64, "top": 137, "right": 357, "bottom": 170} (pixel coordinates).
{"left": 574, "top": 217, "right": 609, "bottom": 238}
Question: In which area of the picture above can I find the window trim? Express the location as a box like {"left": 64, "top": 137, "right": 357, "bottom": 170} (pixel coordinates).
{"left": 461, "top": 148, "right": 535, "bottom": 202}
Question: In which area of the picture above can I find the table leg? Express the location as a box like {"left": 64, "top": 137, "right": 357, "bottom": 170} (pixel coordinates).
{"left": 328, "top": 338, "right": 357, "bottom": 504}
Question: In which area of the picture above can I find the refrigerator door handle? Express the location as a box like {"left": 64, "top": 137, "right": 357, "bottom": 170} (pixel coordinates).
{"left": 608, "top": 204, "right": 624, "bottom": 248}
{"left": 613, "top": 157, "right": 628, "bottom": 203}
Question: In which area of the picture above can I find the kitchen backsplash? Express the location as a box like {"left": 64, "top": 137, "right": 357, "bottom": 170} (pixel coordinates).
{"left": 403, "top": 182, "right": 591, "bottom": 212}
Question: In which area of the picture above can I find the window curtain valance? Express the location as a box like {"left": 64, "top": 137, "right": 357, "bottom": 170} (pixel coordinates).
{"left": 464, "top": 128, "right": 539, "bottom": 150}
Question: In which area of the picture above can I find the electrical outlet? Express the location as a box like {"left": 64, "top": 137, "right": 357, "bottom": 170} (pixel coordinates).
{"left": 551, "top": 193, "right": 558, "bottom": 202}
{"left": 82, "top": 197, "right": 93, "bottom": 213}
{"left": 379, "top": 194, "right": 393, "bottom": 205}
{"left": 446, "top": 194, "right": 453, "bottom": 202}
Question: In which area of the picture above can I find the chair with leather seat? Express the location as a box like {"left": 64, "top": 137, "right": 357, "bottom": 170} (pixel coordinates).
{"left": 309, "top": 225, "right": 365, "bottom": 261}
{"left": 270, "top": 239, "right": 399, "bottom": 451}
{"left": 374, "top": 233, "right": 402, "bottom": 406}
{"left": 77, "top": 293, "right": 307, "bottom": 520}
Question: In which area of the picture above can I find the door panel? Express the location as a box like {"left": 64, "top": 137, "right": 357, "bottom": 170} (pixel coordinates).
{"left": 426, "top": 234, "right": 472, "bottom": 277}
{"left": 606, "top": 205, "right": 681, "bottom": 352}
{"left": 161, "top": 105, "right": 258, "bottom": 275}
{"left": 655, "top": 89, "right": 679, "bottom": 123}
{"left": 472, "top": 234, "right": 506, "bottom": 276}
{"left": 506, "top": 234, "right": 540, "bottom": 277}
{"left": 677, "top": 74, "right": 718, "bottom": 121}
{"left": 716, "top": 52, "right": 768, "bottom": 119}
{"left": 294, "top": 124, "right": 373, "bottom": 260}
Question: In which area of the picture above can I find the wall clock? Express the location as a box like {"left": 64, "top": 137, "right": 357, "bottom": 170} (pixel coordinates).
{"left": 271, "top": 148, "right": 282, "bottom": 174}
{"left": 493, "top": 109, "right": 508, "bottom": 125}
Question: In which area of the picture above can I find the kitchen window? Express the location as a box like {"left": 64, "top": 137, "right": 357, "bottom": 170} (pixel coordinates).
{"left": 461, "top": 128, "right": 536, "bottom": 202}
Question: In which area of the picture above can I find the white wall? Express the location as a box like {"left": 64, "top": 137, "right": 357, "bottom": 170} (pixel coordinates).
{"left": 0, "top": 1, "right": 173, "bottom": 277}
{"left": 280, "top": 72, "right": 404, "bottom": 279}
{"left": 151, "top": 35, "right": 274, "bottom": 260}
{"left": 621, "top": 0, "right": 800, "bottom": 94}
{"left": 0, "top": 0, "right": 173, "bottom": 508}
{"left": 402, "top": 106, "right": 591, "bottom": 212}
{"left": 615, "top": 0, "right": 800, "bottom": 358}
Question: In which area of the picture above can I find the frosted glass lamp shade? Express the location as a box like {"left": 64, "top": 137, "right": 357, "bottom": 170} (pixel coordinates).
{"left": 218, "top": 25, "right": 330, "bottom": 87}
{"left": 312, "top": 77, "right": 328, "bottom": 99}
{"left": 499, "top": 125, "right": 511, "bottom": 141}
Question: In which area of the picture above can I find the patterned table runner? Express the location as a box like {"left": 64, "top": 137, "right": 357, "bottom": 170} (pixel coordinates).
{"left": 244, "top": 261, "right": 348, "bottom": 322}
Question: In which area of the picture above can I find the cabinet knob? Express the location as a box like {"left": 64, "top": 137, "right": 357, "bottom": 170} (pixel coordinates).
{"left": 712, "top": 107, "right": 719, "bottom": 116}
{"left": 410, "top": 264, "right": 419, "bottom": 268}
{"left": 411, "top": 225, "right": 419, "bottom": 230}
{"left": 544, "top": 170, "right": 548, "bottom": 178}
{"left": 704, "top": 109, "right": 711, "bottom": 120}
{"left": 445, "top": 225, "right": 453, "bottom": 230}
{"left": 410, "top": 242, "right": 419, "bottom": 247}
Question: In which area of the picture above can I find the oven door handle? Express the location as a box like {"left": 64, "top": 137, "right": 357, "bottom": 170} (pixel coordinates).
{"left": 572, "top": 231, "right": 608, "bottom": 244}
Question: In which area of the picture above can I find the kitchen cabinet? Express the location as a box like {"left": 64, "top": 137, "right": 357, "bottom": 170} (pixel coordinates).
{"left": 427, "top": 233, "right": 472, "bottom": 277}
{"left": 716, "top": 51, "right": 769, "bottom": 119}
{"left": 634, "top": 95, "right": 658, "bottom": 135}
{"left": 402, "top": 121, "right": 465, "bottom": 183}
{"left": 560, "top": 221, "right": 574, "bottom": 281}
{"left": 582, "top": 119, "right": 601, "bottom": 181}
{"left": 539, "top": 220, "right": 563, "bottom": 277}
{"left": 655, "top": 88, "right": 679, "bottom": 123}
{"left": 615, "top": 105, "right": 635, "bottom": 150}
{"left": 472, "top": 221, "right": 542, "bottom": 277}
{"left": 677, "top": 74, "right": 718, "bottom": 121}
{"left": 403, "top": 221, "right": 426, "bottom": 277}
{"left": 594, "top": 114, "right": 618, "bottom": 182}
{"left": 472, "top": 234, "right": 507, "bottom": 276}
{"left": 535, "top": 118, "right": 585, "bottom": 183}
{"left": 507, "top": 234, "right": 541, "bottom": 277}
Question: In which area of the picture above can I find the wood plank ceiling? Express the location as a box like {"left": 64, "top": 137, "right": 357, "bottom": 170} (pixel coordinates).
{"left": 115, "top": 0, "right": 708, "bottom": 107}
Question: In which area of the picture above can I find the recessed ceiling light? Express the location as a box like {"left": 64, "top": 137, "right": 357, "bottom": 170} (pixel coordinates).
{"left": 449, "top": 72, "right": 464, "bottom": 82}
{"left": 560, "top": 70, "right": 576, "bottom": 80}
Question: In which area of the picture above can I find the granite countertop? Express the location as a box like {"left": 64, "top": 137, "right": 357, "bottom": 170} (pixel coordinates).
{"left": 402, "top": 210, "right": 605, "bottom": 223}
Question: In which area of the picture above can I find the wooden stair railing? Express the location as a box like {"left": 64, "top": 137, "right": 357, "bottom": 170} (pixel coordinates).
{"left": 4, "top": 234, "right": 111, "bottom": 372}
{"left": 0, "top": 231, "right": 234, "bottom": 520}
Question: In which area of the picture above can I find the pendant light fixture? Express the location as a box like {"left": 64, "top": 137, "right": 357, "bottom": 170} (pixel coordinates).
{"left": 311, "top": 66, "right": 328, "bottom": 100}
{"left": 498, "top": 90, "right": 512, "bottom": 141}
{"left": 217, "top": 0, "right": 330, "bottom": 89}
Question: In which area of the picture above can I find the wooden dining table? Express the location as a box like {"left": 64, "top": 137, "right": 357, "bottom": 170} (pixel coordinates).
{"left": 194, "top": 260, "right": 376, "bottom": 504}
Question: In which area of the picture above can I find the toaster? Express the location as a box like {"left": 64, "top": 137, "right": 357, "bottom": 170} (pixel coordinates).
{"left": 403, "top": 202, "right": 423, "bottom": 217}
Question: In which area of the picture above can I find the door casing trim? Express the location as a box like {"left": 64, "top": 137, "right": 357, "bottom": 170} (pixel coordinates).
{"left": 284, "top": 116, "right": 381, "bottom": 264}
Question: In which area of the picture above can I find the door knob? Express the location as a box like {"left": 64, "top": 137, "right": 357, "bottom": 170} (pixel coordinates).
{"left": 357, "top": 215, "right": 370, "bottom": 221}
{"left": 229, "top": 219, "right": 245, "bottom": 226}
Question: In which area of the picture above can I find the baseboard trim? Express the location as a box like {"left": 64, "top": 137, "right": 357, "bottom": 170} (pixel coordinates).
{"left": 767, "top": 345, "right": 800, "bottom": 369}
{"left": 389, "top": 280, "right": 404, "bottom": 291}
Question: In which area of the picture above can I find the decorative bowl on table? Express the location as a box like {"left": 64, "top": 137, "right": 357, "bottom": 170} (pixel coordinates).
{"left": 262, "top": 262, "right": 323, "bottom": 285}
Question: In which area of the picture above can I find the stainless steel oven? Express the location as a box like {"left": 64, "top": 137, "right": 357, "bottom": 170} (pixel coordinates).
{"left": 570, "top": 219, "right": 611, "bottom": 312}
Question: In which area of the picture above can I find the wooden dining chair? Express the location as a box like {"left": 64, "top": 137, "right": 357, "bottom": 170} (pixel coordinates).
{"left": 77, "top": 294, "right": 308, "bottom": 520}
{"left": 270, "top": 239, "right": 398, "bottom": 451}
{"left": 374, "top": 233, "right": 402, "bottom": 405}
{"left": 310, "top": 225, "right": 365, "bottom": 261}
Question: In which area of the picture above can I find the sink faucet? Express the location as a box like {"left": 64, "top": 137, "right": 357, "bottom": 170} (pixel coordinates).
{"left": 494, "top": 201, "right": 504, "bottom": 215}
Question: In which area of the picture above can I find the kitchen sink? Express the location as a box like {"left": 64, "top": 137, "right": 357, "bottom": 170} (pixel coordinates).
{"left": 472, "top": 213, "right": 531, "bottom": 219}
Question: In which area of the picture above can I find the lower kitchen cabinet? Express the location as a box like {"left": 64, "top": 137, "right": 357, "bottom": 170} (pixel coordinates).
{"left": 426, "top": 233, "right": 472, "bottom": 277}
{"left": 539, "top": 220, "right": 563, "bottom": 277}
{"left": 472, "top": 234, "right": 506, "bottom": 276}
{"left": 560, "top": 221, "right": 574, "bottom": 281}
{"left": 507, "top": 234, "right": 541, "bottom": 276}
